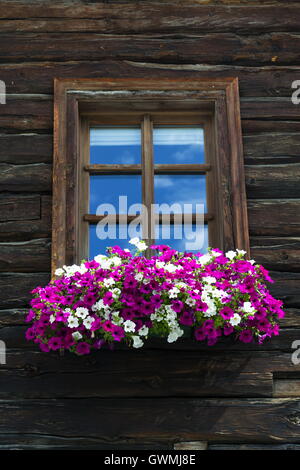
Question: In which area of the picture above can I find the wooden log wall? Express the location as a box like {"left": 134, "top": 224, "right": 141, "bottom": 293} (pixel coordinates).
{"left": 0, "top": 0, "right": 300, "bottom": 450}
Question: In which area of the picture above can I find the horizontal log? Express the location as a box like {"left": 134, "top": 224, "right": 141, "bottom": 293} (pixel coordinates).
{"left": 209, "top": 443, "right": 300, "bottom": 450}
{"left": 0, "top": 309, "right": 27, "bottom": 326}
{"left": 0, "top": 163, "right": 52, "bottom": 192}
{"left": 0, "top": 397, "right": 300, "bottom": 442}
{"left": 242, "top": 120, "right": 300, "bottom": 135}
{"left": 0, "top": 4, "right": 300, "bottom": 34}
{"left": 243, "top": 133, "right": 300, "bottom": 165}
{"left": 0, "top": 194, "right": 40, "bottom": 221}
{"left": 0, "top": 239, "right": 51, "bottom": 272}
{"left": 279, "top": 309, "right": 300, "bottom": 328}
{"left": 1, "top": 349, "right": 300, "bottom": 400}
{"left": 241, "top": 98, "right": 300, "bottom": 120}
{"left": 246, "top": 164, "right": 300, "bottom": 198}
{"left": 0, "top": 134, "right": 52, "bottom": 164}
{"left": 1, "top": 33, "right": 300, "bottom": 65}
{"left": 0, "top": 195, "right": 51, "bottom": 241}
{"left": 0, "top": 273, "right": 50, "bottom": 309}
{"left": 273, "top": 379, "right": 300, "bottom": 398}
{"left": 0, "top": 433, "right": 171, "bottom": 450}
{"left": 250, "top": 237, "right": 300, "bottom": 272}
{"left": 248, "top": 200, "right": 300, "bottom": 236}
{"left": 269, "top": 271, "right": 300, "bottom": 308}
{"left": 0, "top": 60, "right": 298, "bottom": 97}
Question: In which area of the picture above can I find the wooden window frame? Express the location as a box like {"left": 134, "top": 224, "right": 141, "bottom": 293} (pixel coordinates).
{"left": 52, "top": 78, "right": 250, "bottom": 275}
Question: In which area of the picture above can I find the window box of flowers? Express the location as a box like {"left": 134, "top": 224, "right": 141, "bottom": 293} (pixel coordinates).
{"left": 25, "top": 238, "right": 284, "bottom": 355}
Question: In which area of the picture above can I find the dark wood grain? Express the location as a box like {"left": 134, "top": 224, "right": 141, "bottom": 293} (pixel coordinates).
{"left": 2, "top": 33, "right": 300, "bottom": 65}
{"left": 0, "top": 134, "right": 52, "bottom": 164}
{"left": 0, "top": 238, "right": 51, "bottom": 272}
{"left": 248, "top": 200, "right": 300, "bottom": 236}
{"left": 0, "top": 397, "right": 300, "bottom": 442}
{"left": 0, "top": 195, "right": 51, "bottom": 241}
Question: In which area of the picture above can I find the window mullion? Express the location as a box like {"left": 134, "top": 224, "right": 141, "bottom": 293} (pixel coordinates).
{"left": 141, "top": 114, "right": 155, "bottom": 250}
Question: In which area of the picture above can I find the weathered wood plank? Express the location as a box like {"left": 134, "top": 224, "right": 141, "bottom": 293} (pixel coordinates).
{"left": 246, "top": 164, "right": 300, "bottom": 198}
{"left": 0, "top": 397, "right": 300, "bottom": 442}
{"left": 280, "top": 309, "right": 300, "bottom": 328}
{"left": 209, "top": 443, "right": 300, "bottom": 450}
{"left": 0, "top": 239, "right": 51, "bottom": 272}
{"left": 0, "top": 194, "right": 40, "bottom": 221}
{"left": 273, "top": 379, "right": 300, "bottom": 398}
{"left": 1, "top": 61, "right": 298, "bottom": 97}
{"left": 0, "top": 5, "right": 300, "bottom": 34}
{"left": 242, "top": 120, "right": 300, "bottom": 135}
{"left": 248, "top": 200, "right": 300, "bottom": 236}
{"left": 241, "top": 98, "right": 300, "bottom": 119}
{"left": 0, "top": 349, "right": 278, "bottom": 399}
{"left": 244, "top": 134, "right": 300, "bottom": 165}
{"left": 0, "top": 434, "right": 172, "bottom": 450}
{"left": 269, "top": 271, "right": 300, "bottom": 308}
{"left": 0, "top": 309, "right": 27, "bottom": 326}
{"left": 1, "top": 348, "right": 300, "bottom": 400}
{"left": 0, "top": 273, "right": 50, "bottom": 309}
{"left": 1, "top": 33, "right": 300, "bottom": 65}
{"left": 250, "top": 237, "right": 300, "bottom": 272}
{"left": 0, "top": 195, "right": 51, "bottom": 241}
{"left": 0, "top": 163, "right": 51, "bottom": 192}
{"left": 0, "top": 134, "right": 52, "bottom": 164}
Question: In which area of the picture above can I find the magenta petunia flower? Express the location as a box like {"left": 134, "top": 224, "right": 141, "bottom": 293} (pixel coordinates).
{"left": 76, "top": 342, "right": 91, "bottom": 355}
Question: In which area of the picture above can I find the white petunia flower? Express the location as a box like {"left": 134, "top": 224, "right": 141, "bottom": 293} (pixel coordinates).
{"left": 68, "top": 316, "right": 79, "bottom": 328}
{"left": 75, "top": 307, "right": 89, "bottom": 319}
{"left": 138, "top": 325, "right": 149, "bottom": 337}
{"left": 211, "top": 250, "right": 222, "bottom": 258}
{"left": 123, "top": 320, "right": 136, "bottom": 333}
{"left": 132, "top": 335, "right": 144, "bottom": 348}
{"left": 185, "top": 297, "right": 196, "bottom": 307}
{"left": 103, "top": 277, "right": 115, "bottom": 288}
{"left": 198, "top": 253, "right": 212, "bottom": 265}
{"left": 156, "top": 261, "right": 165, "bottom": 269}
{"left": 230, "top": 313, "right": 241, "bottom": 326}
{"left": 168, "top": 287, "right": 180, "bottom": 299}
{"left": 136, "top": 241, "right": 148, "bottom": 251}
{"left": 241, "top": 301, "right": 255, "bottom": 314}
{"left": 72, "top": 331, "right": 82, "bottom": 341}
{"left": 203, "top": 276, "right": 217, "bottom": 285}
{"left": 225, "top": 250, "right": 236, "bottom": 260}
{"left": 134, "top": 272, "right": 144, "bottom": 281}
{"left": 49, "top": 314, "right": 56, "bottom": 324}
{"left": 83, "top": 316, "right": 94, "bottom": 330}
{"left": 54, "top": 268, "right": 64, "bottom": 276}
{"left": 129, "top": 237, "right": 140, "bottom": 246}
{"left": 236, "top": 249, "right": 247, "bottom": 256}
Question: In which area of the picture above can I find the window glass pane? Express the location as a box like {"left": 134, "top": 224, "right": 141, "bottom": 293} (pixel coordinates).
{"left": 90, "top": 127, "right": 141, "bottom": 164}
{"left": 90, "top": 175, "right": 142, "bottom": 215}
{"left": 89, "top": 224, "right": 142, "bottom": 260}
{"left": 154, "top": 175, "right": 206, "bottom": 213}
{"left": 155, "top": 224, "right": 208, "bottom": 253}
{"left": 153, "top": 127, "right": 205, "bottom": 164}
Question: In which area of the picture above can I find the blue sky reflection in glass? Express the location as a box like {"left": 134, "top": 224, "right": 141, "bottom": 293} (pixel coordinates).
{"left": 153, "top": 127, "right": 204, "bottom": 164}
{"left": 90, "top": 127, "right": 141, "bottom": 164}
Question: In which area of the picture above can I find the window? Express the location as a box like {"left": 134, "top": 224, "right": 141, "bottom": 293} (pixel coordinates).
{"left": 52, "top": 78, "right": 249, "bottom": 275}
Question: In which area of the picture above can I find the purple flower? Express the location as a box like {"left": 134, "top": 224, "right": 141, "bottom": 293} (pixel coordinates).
{"left": 48, "top": 337, "right": 63, "bottom": 350}
{"left": 76, "top": 342, "right": 91, "bottom": 355}
{"left": 219, "top": 306, "right": 234, "bottom": 320}
{"left": 239, "top": 330, "right": 253, "bottom": 343}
